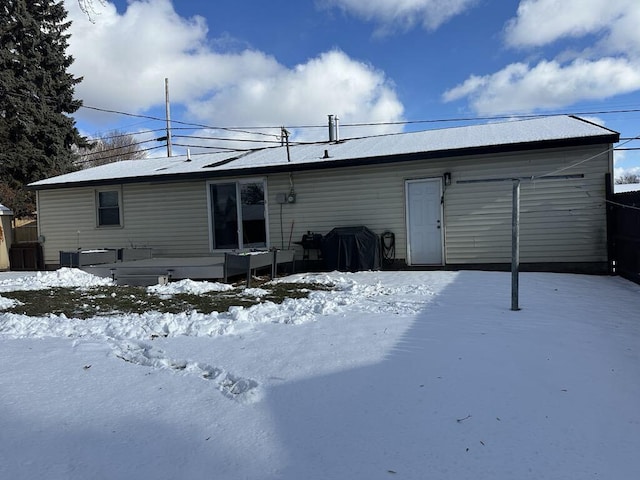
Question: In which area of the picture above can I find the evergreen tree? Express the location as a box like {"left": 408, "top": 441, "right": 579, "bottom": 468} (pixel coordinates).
{"left": 0, "top": 0, "right": 86, "bottom": 217}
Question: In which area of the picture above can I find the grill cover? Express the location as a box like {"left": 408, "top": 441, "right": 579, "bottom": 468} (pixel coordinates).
{"left": 321, "top": 226, "right": 380, "bottom": 272}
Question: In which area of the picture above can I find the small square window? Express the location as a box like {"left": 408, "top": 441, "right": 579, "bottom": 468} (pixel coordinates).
{"left": 97, "top": 190, "right": 121, "bottom": 226}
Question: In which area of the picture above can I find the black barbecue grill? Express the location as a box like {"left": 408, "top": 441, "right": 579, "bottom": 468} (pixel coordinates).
{"left": 321, "top": 226, "right": 380, "bottom": 272}
{"left": 295, "top": 232, "right": 323, "bottom": 260}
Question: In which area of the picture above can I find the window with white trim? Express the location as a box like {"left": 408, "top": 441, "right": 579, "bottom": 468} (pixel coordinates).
{"left": 96, "top": 189, "right": 122, "bottom": 227}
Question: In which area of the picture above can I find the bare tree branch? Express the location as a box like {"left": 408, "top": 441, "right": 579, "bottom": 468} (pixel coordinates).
{"left": 615, "top": 172, "right": 640, "bottom": 184}
{"left": 76, "top": 130, "right": 148, "bottom": 168}
{"left": 77, "top": 0, "right": 106, "bottom": 22}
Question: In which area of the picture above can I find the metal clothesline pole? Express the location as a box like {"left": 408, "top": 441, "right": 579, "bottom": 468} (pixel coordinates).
{"left": 511, "top": 179, "right": 520, "bottom": 311}
{"left": 454, "top": 174, "right": 586, "bottom": 311}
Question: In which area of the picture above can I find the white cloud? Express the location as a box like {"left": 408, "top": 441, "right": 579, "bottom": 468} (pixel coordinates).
{"left": 598, "top": 4, "right": 640, "bottom": 57}
{"left": 614, "top": 165, "right": 640, "bottom": 180}
{"left": 187, "top": 50, "right": 404, "bottom": 142}
{"left": 614, "top": 150, "right": 626, "bottom": 166}
{"left": 67, "top": 1, "right": 281, "bottom": 111}
{"left": 322, "top": 0, "right": 479, "bottom": 32}
{"left": 504, "top": 0, "right": 636, "bottom": 50}
{"left": 443, "top": 58, "right": 640, "bottom": 114}
{"left": 443, "top": 0, "right": 640, "bottom": 115}
{"left": 65, "top": 0, "right": 404, "bottom": 141}
{"left": 614, "top": 150, "right": 640, "bottom": 182}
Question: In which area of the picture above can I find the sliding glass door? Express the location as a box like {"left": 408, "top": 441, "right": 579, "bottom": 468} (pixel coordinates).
{"left": 209, "top": 180, "right": 267, "bottom": 250}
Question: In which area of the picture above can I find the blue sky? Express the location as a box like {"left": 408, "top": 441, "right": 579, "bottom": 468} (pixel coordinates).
{"left": 66, "top": 0, "right": 640, "bottom": 178}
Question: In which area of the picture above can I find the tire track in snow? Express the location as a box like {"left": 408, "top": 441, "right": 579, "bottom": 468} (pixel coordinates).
{"left": 107, "top": 338, "right": 260, "bottom": 404}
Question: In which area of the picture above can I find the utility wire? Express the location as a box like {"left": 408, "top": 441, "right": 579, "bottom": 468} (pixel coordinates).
{"left": 533, "top": 130, "right": 640, "bottom": 180}
{"left": 79, "top": 101, "right": 640, "bottom": 162}
{"left": 115, "top": 122, "right": 640, "bottom": 163}
{"left": 79, "top": 104, "right": 640, "bottom": 149}
{"left": 171, "top": 143, "right": 252, "bottom": 153}
{"left": 9, "top": 86, "right": 640, "bottom": 138}
{"left": 81, "top": 104, "right": 640, "bottom": 130}
{"left": 75, "top": 145, "right": 166, "bottom": 165}
{"left": 9, "top": 81, "right": 640, "bottom": 129}
{"left": 606, "top": 199, "right": 640, "bottom": 211}
{"left": 87, "top": 127, "right": 211, "bottom": 141}
{"left": 81, "top": 105, "right": 279, "bottom": 139}
{"left": 172, "top": 134, "right": 285, "bottom": 145}
{"left": 85, "top": 128, "right": 168, "bottom": 141}
{"left": 80, "top": 137, "right": 161, "bottom": 157}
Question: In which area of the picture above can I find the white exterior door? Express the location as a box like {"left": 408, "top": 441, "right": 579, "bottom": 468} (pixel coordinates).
{"left": 406, "top": 178, "right": 443, "bottom": 265}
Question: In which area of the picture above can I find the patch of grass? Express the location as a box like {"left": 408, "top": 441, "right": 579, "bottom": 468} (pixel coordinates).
{"left": 2, "top": 281, "right": 334, "bottom": 319}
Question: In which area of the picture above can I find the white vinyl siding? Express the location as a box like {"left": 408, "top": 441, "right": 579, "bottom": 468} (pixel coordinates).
{"left": 38, "top": 181, "right": 211, "bottom": 264}
{"left": 443, "top": 146, "right": 610, "bottom": 264}
{"left": 36, "top": 143, "right": 611, "bottom": 268}
{"left": 266, "top": 167, "right": 410, "bottom": 257}
{"left": 266, "top": 144, "right": 610, "bottom": 265}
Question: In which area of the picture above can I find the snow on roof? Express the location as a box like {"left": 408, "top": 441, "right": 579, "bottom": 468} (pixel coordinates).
{"left": 615, "top": 183, "right": 640, "bottom": 193}
{"left": 30, "top": 115, "right": 618, "bottom": 188}
{"left": 0, "top": 204, "right": 13, "bottom": 216}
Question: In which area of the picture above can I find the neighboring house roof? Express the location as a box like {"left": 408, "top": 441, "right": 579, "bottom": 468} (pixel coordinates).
{"left": 30, "top": 115, "right": 619, "bottom": 190}
{"left": 615, "top": 183, "right": 640, "bottom": 193}
{"left": 0, "top": 204, "right": 13, "bottom": 216}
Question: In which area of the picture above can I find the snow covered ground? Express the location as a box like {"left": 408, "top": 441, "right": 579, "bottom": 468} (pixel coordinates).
{"left": 1, "top": 269, "right": 639, "bottom": 479}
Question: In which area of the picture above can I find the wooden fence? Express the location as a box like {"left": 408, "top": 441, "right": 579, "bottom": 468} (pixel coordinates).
{"left": 13, "top": 219, "right": 38, "bottom": 243}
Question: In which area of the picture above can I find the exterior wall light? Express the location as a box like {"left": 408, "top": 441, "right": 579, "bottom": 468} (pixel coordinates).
{"left": 444, "top": 172, "right": 452, "bottom": 186}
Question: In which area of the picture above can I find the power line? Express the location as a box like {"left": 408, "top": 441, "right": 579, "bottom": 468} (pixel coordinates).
{"left": 80, "top": 137, "right": 161, "bottom": 157}
{"left": 86, "top": 127, "right": 208, "bottom": 142}
{"left": 171, "top": 143, "right": 252, "bottom": 153}
{"left": 79, "top": 103, "right": 640, "bottom": 145}
{"left": 75, "top": 144, "right": 166, "bottom": 165}
{"left": 76, "top": 102, "right": 640, "bottom": 163}
{"left": 10, "top": 82, "right": 640, "bottom": 131}
{"left": 172, "top": 134, "right": 289, "bottom": 145}
{"left": 533, "top": 129, "right": 640, "bottom": 180}
{"left": 9, "top": 85, "right": 638, "bottom": 140}
{"left": 84, "top": 128, "right": 167, "bottom": 141}
{"left": 87, "top": 126, "right": 639, "bottom": 154}
{"left": 80, "top": 105, "right": 279, "bottom": 139}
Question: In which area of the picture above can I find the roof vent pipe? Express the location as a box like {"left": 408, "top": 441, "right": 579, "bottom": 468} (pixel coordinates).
{"left": 334, "top": 115, "right": 339, "bottom": 142}
{"left": 328, "top": 114, "right": 335, "bottom": 142}
{"left": 186, "top": 148, "right": 191, "bottom": 162}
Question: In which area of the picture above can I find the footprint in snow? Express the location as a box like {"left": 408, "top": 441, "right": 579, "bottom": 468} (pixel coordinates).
{"left": 108, "top": 339, "right": 260, "bottom": 403}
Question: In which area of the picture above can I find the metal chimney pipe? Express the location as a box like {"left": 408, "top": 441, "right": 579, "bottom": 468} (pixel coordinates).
{"left": 328, "top": 114, "right": 335, "bottom": 142}
{"left": 334, "top": 115, "right": 339, "bottom": 142}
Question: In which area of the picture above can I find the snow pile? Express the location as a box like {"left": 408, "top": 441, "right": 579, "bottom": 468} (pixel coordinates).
{"left": 0, "top": 270, "right": 443, "bottom": 340}
{"left": 241, "top": 287, "right": 271, "bottom": 297}
{"left": 0, "top": 267, "right": 113, "bottom": 292}
{"left": 0, "top": 296, "right": 20, "bottom": 310}
{"left": 147, "top": 278, "right": 234, "bottom": 296}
